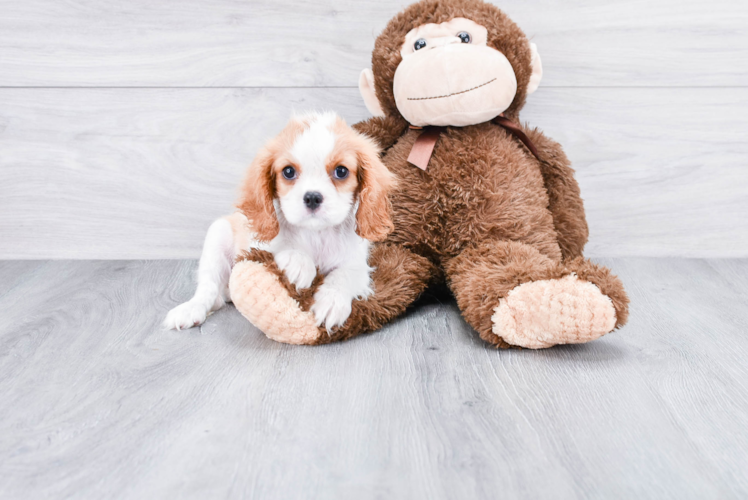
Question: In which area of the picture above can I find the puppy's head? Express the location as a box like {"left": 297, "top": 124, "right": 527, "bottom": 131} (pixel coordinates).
{"left": 237, "top": 112, "right": 396, "bottom": 242}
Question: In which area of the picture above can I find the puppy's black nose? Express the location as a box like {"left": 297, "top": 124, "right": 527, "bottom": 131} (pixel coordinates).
{"left": 303, "top": 191, "right": 323, "bottom": 211}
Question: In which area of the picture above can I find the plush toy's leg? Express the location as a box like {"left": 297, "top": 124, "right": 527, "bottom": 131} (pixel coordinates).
{"left": 229, "top": 243, "right": 436, "bottom": 345}
{"left": 444, "top": 240, "right": 628, "bottom": 349}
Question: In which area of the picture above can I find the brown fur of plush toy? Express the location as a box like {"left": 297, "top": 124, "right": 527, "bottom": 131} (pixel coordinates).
{"left": 234, "top": 245, "right": 437, "bottom": 345}
{"left": 233, "top": 0, "right": 629, "bottom": 348}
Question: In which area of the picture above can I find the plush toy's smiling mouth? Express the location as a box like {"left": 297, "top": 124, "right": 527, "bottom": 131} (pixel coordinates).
{"left": 407, "top": 78, "right": 496, "bottom": 101}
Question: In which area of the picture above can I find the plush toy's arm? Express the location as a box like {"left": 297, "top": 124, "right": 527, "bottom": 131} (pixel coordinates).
{"left": 525, "top": 127, "right": 589, "bottom": 260}
{"left": 230, "top": 244, "right": 436, "bottom": 345}
{"left": 352, "top": 116, "right": 409, "bottom": 151}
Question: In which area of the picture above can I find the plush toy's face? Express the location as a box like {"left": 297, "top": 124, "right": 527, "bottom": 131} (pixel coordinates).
{"left": 395, "top": 18, "right": 517, "bottom": 127}
{"left": 359, "top": 3, "right": 544, "bottom": 127}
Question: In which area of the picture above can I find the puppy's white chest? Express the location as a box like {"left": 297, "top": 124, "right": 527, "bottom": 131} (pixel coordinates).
{"left": 295, "top": 228, "right": 351, "bottom": 274}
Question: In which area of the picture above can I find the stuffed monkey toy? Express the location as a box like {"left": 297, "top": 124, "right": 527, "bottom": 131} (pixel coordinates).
{"left": 229, "top": 0, "right": 629, "bottom": 348}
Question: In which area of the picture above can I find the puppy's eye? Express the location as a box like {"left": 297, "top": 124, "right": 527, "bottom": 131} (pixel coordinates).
{"left": 457, "top": 31, "right": 471, "bottom": 43}
{"left": 414, "top": 38, "right": 427, "bottom": 51}
{"left": 282, "top": 166, "right": 296, "bottom": 180}
{"left": 333, "top": 166, "right": 349, "bottom": 179}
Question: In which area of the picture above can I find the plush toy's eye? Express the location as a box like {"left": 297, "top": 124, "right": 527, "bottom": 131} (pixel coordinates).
{"left": 333, "top": 166, "right": 349, "bottom": 179}
{"left": 414, "top": 38, "right": 427, "bottom": 51}
{"left": 457, "top": 31, "right": 471, "bottom": 43}
{"left": 282, "top": 166, "right": 296, "bottom": 180}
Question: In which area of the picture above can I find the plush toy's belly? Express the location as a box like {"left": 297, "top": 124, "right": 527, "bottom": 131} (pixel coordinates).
{"left": 383, "top": 123, "right": 562, "bottom": 263}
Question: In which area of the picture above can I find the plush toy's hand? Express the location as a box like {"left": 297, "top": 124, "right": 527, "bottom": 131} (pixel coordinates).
{"left": 230, "top": 249, "right": 324, "bottom": 345}
{"left": 274, "top": 249, "right": 317, "bottom": 290}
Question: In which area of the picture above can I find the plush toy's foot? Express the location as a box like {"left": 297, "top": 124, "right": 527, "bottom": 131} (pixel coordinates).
{"left": 491, "top": 274, "right": 617, "bottom": 349}
{"left": 229, "top": 258, "right": 322, "bottom": 345}
{"left": 445, "top": 240, "right": 629, "bottom": 349}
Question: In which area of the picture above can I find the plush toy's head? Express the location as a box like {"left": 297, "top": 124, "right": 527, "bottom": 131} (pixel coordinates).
{"left": 359, "top": 0, "right": 542, "bottom": 126}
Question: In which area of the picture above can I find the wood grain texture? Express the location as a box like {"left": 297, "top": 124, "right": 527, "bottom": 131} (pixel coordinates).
{"left": 0, "top": 258, "right": 747, "bottom": 499}
{"left": 1, "top": 87, "right": 746, "bottom": 259}
{"left": 0, "top": 0, "right": 746, "bottom": 87}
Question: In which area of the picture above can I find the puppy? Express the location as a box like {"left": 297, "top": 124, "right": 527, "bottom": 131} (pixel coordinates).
{"left": 164, "top": 111, "right": 395, "bottom": 332}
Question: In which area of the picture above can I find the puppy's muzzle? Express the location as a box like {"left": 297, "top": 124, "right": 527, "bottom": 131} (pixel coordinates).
{"left": 303, "top": 191, "right": 323, "bottom": 212}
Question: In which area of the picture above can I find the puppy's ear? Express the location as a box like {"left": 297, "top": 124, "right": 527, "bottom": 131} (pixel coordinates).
{"left": 355, "top": 137, "right": 396, "bottom": 242}
{"left": 236, "top": 147, "right": 280, "bottom": 242}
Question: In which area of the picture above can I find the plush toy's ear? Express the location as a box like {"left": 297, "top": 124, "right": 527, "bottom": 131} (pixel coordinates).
{"left": 527, "top": 43, "right": 543, "bottom": 95}
{"left": 359, "top": 68, "right": 385, "bottom": 118}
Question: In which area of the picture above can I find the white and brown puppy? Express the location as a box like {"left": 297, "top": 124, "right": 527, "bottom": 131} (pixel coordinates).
{"left": 164, "top": 111, "right": 395, "bottom": 332}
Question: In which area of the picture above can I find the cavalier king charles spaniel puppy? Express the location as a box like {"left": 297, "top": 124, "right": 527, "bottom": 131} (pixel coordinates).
{"left": 164, "top": 111, "right": 395, "bottom": 332}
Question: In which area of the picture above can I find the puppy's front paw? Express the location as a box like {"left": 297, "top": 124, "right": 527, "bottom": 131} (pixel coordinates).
{"left": 311, "top": 284, "right": 353, "bottom": 331}
{"left": 274, "top": 250, "right": 317, "bottom": 290}
{"left": 163, "top": 300, "right": 209, "bottom": 330}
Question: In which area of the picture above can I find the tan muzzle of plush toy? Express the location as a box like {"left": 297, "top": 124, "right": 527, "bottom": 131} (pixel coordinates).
{"left": 394, "top": 42, "right": 517, "bottom": 127}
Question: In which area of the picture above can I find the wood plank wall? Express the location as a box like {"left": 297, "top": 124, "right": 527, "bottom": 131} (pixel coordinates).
{"left": 1, "top": 0, "right": 747, "bottom": 258}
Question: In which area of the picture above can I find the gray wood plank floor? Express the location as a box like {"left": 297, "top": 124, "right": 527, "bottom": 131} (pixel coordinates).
{"left": 1, "top": 258, "right": 747, "bottom": 499}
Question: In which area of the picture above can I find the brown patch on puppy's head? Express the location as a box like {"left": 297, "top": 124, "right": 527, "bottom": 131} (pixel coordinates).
{"left": 326, "top": 119, "right": 363, "bottom": 197}
{"left": 330, "top": 117, "right": 397, "bottom": 242}
{"left": 236, "top": 119, "right": 307, "bottom": 242}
